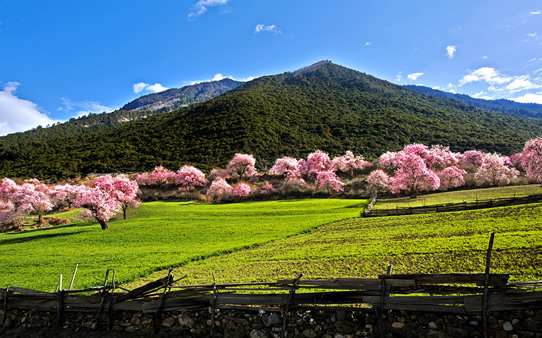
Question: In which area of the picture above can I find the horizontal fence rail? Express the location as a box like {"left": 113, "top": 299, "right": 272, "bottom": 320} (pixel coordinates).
{"left": 365, "top": 193, "right": 542, "bottom": 217}
{"left": 1, "top": 273, "right": 541, "bottom": 318}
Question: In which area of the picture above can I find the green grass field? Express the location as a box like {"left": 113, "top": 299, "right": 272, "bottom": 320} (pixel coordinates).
{"left": 140, "top": 202, "right": 542, "bottom": 287}
{"left": 373, "top": 184, "right": 542, "bottom": 209}
{"left": 0, "top": 199, "right": 367, "bottom": 291}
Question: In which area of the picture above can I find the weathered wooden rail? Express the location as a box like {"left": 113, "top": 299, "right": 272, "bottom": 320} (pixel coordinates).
{"left": 364, "top": 193, "right": 542, "bottom": 217}
{"left": 1, "top": 273, "right": 541, "bottom": 317}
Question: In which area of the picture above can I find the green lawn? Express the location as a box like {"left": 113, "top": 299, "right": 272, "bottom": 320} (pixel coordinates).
{"left": 0, "top": 199, "right": 367, "bottom": 291}
{"left": 144, "top": 202, "right": 542, "bottom": 286}
{"left": 373, "top": 184, "right": 542, "bottom": 209}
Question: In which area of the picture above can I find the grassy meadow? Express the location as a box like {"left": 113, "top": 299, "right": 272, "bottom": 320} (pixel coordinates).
{"left": 0, "top": 199, "right": 367, "bottom": 291}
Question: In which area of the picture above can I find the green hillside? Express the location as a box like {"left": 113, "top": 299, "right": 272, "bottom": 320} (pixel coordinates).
{"left": 1, "top": 61, "right": 541, "bottom": 180}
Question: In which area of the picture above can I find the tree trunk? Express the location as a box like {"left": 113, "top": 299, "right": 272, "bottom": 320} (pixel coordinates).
{"left": 98, "top": 219, "right": 109, "bottom": 230}
{"left": 123, "top": 205, "right": 127, "bottom": 220}
{"left": 38, "top": 213, "right": 43, "bottom": 226}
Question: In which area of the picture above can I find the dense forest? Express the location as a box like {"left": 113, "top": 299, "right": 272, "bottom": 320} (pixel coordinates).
{"left": 1, "top": 62, "right": 541, "bottom": 181}
{"left": 405, "top": 85, "right": 542, "bottom": 118}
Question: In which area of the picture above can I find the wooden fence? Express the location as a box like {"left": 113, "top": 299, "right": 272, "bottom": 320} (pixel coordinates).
{"left": 1, "top": 272, "right": 541, "bottom": 323}
{"left": 364, "top": 193, "right": 542, "bottom": 217}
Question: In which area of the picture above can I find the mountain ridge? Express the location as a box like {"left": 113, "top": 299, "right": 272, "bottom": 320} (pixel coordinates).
{"left": 1, "top": 61, "right": 541, "bottom": 180}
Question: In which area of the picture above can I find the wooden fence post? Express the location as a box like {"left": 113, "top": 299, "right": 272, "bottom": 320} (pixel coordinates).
{"left": 56, "top": 275, "right": 64, "bottom": 328}
{"left": 95, "top": 269, "right": 110, "bottom": 330}
{"left": 107, "top": 269, "right": 116, "bottom": 331}
{"left": 482, "top": 232, "right": 495, "bottom": 338}
{"left": 211, "top": 272, "right": 218, "bottom": 337}
{"left": 153, "top": 267, "right": 174, "bottom": 335}
{"left": 281, "top": 273, "right": 303, "bottom": 338}
{"left": 69, "top": 264, "right": 79, "bottom": 290}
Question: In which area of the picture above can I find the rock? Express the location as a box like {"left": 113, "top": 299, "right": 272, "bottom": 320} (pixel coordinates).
{"left": 161, "top": 316, "right": 175, "bottom": 328}
{"left": 428, "top": 321, "right": 438, "bottom": 329}
{"left": 512, "top": 318, "right": 520, "bottom": 325}
{"left": 2, "top": 317, "right": 12, "bottom": 329}
{"left": 235, "top": 318, "right": 250, "bottom": 326}
{"left": 334, "top": 321, "right": 354, "bottom": 333}
{"left": 125, "top": 325, "right": 138, "bottom": 333}
{"left": 424, "top": 329, "right": 446, "bottom": 338}
{"left": 250, "top": 329, "right": 268, "bottom": 338}
{"left": 178, "top": 314, "right": 194, "bottom": 327}
{"left": 303, "top": 328, "right": 318, "bottom": 337}
{"left": 446, "top": 327, "right": 469, "bottom": 338}
{"left": 391, "top": 322, "right": 405, "bottom": 329}
{"left": 468, "top": 320, "right": 479, "bottom": 327}
{"left": 336, "top": 311, "right": 347, "bottom": 321}
{"left": 334, "top": 334, "right": 346, "bottom": 338}
{"left": 502, "top": 321, "right": 513, "bottom": 332}
{"left": 263, "top": 313, "right": 282, "bottom": 327}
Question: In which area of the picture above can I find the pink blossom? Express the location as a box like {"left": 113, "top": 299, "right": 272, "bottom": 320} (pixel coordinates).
{"left": 438, "top": 166, "right": 467, "bottom": 190}
{"left": 259, "top": 181, "right": 276, "bottom": 195}
{"left": 474, "top": 153, "right": 519, "bottom": 186}
{"left": 206, "top": 178, "right": 233, "bottom": 202}
{"left": 426, "top": 145, "right": 460, "bottom": 170}
{"left": 270, "top": 157, "right": 300, "bottom": 179}
{"left": 298, "top": 150, "right": 331, "bottom": 180}
{"left": 208, "top": 169, "right": 230, "bottom": 182}
{"left": 461, "top": 150, "right": 485, "bottom": 166}
{"left": 226, "top": 154, "right": 257, "bottom": 179}
{"left": 175, "top": 166, "right": 206, "bottom": 192}
{"left": 331, "top": 151, "right": 371, "bottom": 175}
{"left": 315, "top": 171, "right": 345, "bottom": 192}
{"left": 0, "top": 200, "right": 17, "bottom": 226}
{"left": 13, "top": 179, "right": 53, "bottom": 225}
{"left": 73, "top": 186, "right": 122, "bottom": 230}
{"left": 390, "top": 154, "right": 440, "bottom": 196}
{"left": 378, "top": 152, "right": 400, "bottom": 171}
{"left": 136, "top": 166, "right": 176, "bottom": 186}
{"left": 232, "top": 183, "right": 251, "bottom": 197}
{"left": 521, "top": 137, "right": 542, "bottom": 182}
{"left": 366, "top": 170, "right": 392, "bottom": 194}
{"left": 94, "top": 175, "right": 140, "bottom": 219}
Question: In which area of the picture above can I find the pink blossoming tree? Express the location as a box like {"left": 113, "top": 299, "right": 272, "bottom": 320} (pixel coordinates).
{"left": 206, "top": 178, "right": 233, "bottom": 202}
{"left": 226, "top": 154, "right": 257, "bottom": 180}
{"left": 366, "top": 170, "right": 392, "bottom": 195}
{"left": 315, "top": 171, "right": 345, "bottom": 193}
{"left": 298, "top": 150, "right": 332, "bottom": 180}
{"left": 438, "top": 166, "right": 467, "bottom": 190}
{"left": 73, "top": 185, "right": 122, "bottom": 230}
{"left": 232, "top": 183, "right": 251, "bottom": 198}
{"left": 390, "top": 154, "right": 440, "bottom": 197}
{"left": 16, "top": 180, "right": 53, "bottom": 226}
{"left": 136, "top": 166, "right": 176, "bottom": 186}
{"left": 271, "top": 157, "right": 301, "bottom": 180}
{"left": 175, "top": 165, "right": 206, "bottom": 192}
{"left": 94, "top": 175, "right": 140, "bottom": 219}
{"left": 520, "top": 137, "right": 542, "bottom": 183}
{"left": 331, "top": 151, "right": 371, "bottom": 176}
{"left": 474, "top": 153, "right": 519, "bottom": 186}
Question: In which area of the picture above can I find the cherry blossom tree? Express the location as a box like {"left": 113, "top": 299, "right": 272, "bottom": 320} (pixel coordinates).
{"left": 461, "top": 150, "right": 485, "bottom": 166}
{"left": 51, "top": 184, "right": 87, "bottom": 210}
{"left": 73, "top": 186, "right": 122, "bottom": 230}
{"left": 232, "top": 183, "right": 251, "bottom": 198}
{"left": 136, "top": 166, "right": 176, "bottom": 186}
{"left": 94, "top": 175, "right": 140, "bottom": 219}
{"left": 208, "top": 169, "right": 230, "bottom": 182}
{"left": 366, "top": 170, "right": 392, "bottom": 195}
{"left": 379, "top": 151, "right": 401, "bottom": 171}
{"left": 331, "top": 151, "right": 371, "bottom": 176}
{"left": 226, "top": 154, "right": 257, "bottom": 180}
{"left": 315, "top": 171, "right": 345, "bottom": 193}
{"left": 474, "top": 153, "right": 519, "bottom": 186}
{"left": 270, "top": 157, "right": 300, "bottom": 180}
{"left": 16, "top": 181, "right": 53, "bottom": 226}
{"left": 206, "top": 178, "right": 233, "bottom": 202}
{"left": 426, "top": 145, "right": 460, "bottom": 170}
{"left": 390, "top": 154, "right": 440, "bottom": 197}
{"left": 298, "top": 150, "right": 332, "bottom": 180}
{"left": 438, "top": 166, "right": 467, "bottom": 190}
{"left": 0, "top": 200, "right": 17, "bottom": 227}
{"left": 175, "top": 165, "right": 206, "bottom": 192}
{"left": 520, "top": 137, "right": 542, "bottom": 183}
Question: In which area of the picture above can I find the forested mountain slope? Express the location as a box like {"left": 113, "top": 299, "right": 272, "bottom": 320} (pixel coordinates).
{"left": 1, "top": 61, "right": 541, "bottom": 180}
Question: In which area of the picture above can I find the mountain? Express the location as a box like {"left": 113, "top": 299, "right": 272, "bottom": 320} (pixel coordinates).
{"left": 405, "top": 85, "right": 542, "bottom": 118}
{"left": 1, "top": 61, "right": 542, "bottom": 180}
{"left": 0, "top": 79, "right": 243, "bottom": 148}
{"left": 121, "top": 78, "right": 244, "bottom": 112}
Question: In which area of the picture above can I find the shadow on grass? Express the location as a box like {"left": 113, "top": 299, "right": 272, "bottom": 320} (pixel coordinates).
{"left": 0, "top": 231, "right": 86, "bottom": 246}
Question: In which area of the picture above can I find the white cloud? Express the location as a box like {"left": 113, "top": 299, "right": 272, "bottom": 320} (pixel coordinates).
{"left": 395, "top": 72, "right": 402, "bottom": 82}
{"left": 0, "top": 82, "right": 60, "bottom": 136}
{"left": 432, "top": 86, "right": 441, "bottom": 90}
{"left": 446, "top": 45, "right": 457, "bottom": 59}
{"left": 59, "top": 97, "right": 116, "bottom": 118}
{"left": 482, "top": 56, "right": 488, "bottom": 59}
{"left": 407, "top": 72, "right": 424, "bottom": 81}
{"left": 189, "top": 0, "right": 230, "bottom": 19}
{"left": 363, "top": 42, "right": 372, "bottom": 47}
{"left": 459, "top": 67, "right": 513, "bottom": 86}
{"left": 530, "top": 10, "right": 541, "bottom": 15}
{"left": 255, "top": 24, "right": 281, "bottom": 34}
{"left": 512, "top": 93, "right": 542, "bottom": 104}
{"left": 505, "top": 75, "right": 541, "bottom": 92}
{"left": 528, "top": 32, "right": 537, "bottom": 37}
{"left": 133, "top": 82, "right": 169, "bottom": 94}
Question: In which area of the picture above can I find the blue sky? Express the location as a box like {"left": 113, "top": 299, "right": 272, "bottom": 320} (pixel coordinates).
{"left": 0, "top": 0, "right": 541, "bottom": 135}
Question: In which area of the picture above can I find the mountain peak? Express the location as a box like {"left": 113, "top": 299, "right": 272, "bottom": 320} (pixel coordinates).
{"left": 290, "top": 60, "right": 332, "bottom": 78}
